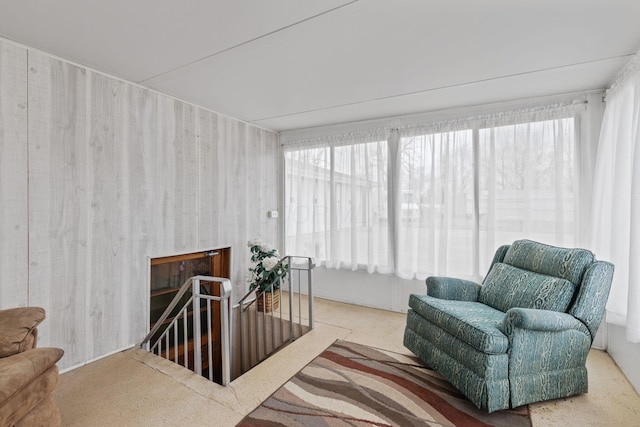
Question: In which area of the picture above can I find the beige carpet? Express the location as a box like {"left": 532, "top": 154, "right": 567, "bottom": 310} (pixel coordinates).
{"left": 239, "top": 340, "right": 530, "bottom": 426}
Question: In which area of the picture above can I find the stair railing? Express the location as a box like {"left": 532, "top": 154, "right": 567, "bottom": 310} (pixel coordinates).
{"left": 236, "top": 256, "right": 314, "bottom": 374}
{"left": 140, "top": 276, "right": 232, "bottom": 385}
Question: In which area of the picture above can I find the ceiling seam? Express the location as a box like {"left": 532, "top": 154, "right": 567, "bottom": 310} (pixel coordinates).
{"left": 139, "top": 0, "right": 360, "bottom": 84}
{"left": 250, "top": 53, "right": 635, "bottom": 123}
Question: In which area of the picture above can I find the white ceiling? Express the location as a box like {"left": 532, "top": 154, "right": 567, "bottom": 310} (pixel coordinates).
{"left": 1, "top": 0, "right": 639, "bottom": 132}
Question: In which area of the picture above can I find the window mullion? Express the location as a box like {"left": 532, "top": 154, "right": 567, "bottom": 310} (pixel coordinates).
{"left": 329, "top": 145, "right": 337, "bottom": 265}
{"left": 387, "top": 130, "right": 400, "bottom": 272}
{"left": 472, "top": 127, "right": 480, "bottom": 279}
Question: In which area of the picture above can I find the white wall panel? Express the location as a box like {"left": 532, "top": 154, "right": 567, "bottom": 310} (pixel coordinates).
{"left": 27, "top": 51, "right": 88, "bottom": 366}
{"left": 87, "top": 72, "right": 126, "bottom": 357}
{"left": 0, "top": 41, "right": 28, "bottom": 308}
{"left": 217, "top": 115, "right": 246, "bottom": 297}
{"left": 150, "top": 94, "right": 176, "bottom": 255}
{"left": 197, "top": 108, "right": 220, "bottom": 247}
{"left": 245, "top": 125, "right": 263, "bottom": 242}
{"left": 122, "top": 85, "right": 157, "bottom": 346}
{"left": 257, "top": 127, "right": 280, "bottom": 246}
{"left": 86, "top": 72, "right": 161, "bottom": 357}
{"left": 216, "top": 115, "right": 241, "bottom": 247}
{"left": 172, "top": 101, "right": 199, "bottom": 251}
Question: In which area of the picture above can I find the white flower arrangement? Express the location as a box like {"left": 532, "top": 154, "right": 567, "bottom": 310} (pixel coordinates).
{"left": 246, "top": 239, "right": 288, "bottom": 293}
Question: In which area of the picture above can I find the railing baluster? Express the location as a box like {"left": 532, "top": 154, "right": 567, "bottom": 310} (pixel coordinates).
{"left": 289, "top": 261, "right": 295, "bottom": 341}
{"left": 207, "top": 299, "right": 213, "bottom": 382}
{"left": 173, "top": 324, "right": 178, "bottom": 363}
{"left": 220, "top": 289, "right": 230, "bottom": 386}
{"left": 261, "top": 293, "right": 266, "bottom": 358}
{"left": 183, "top": 307, "right": 188, "bottom": 369}
{"left": 248, "top": 303, "right": 253, "bottom": 368}
{"left": 278, "top": 276, "right": 283, "bottom": 346}
{"left": 270, "top": 288, "right": 275, "bottom": 353}
{"left": 240, "top": 303, "right": 245, "bottom": 373}
{"left": 255, "top": 297, "right": 260, "bottom": 362}
{"left": 297, "top": 268, "right": 302, "bottom": 339}
{"left": 308, "top": 257, "right": 314, "bottom": 330}
{"left": 165, "top": 330, "right": 169, "bottom": 359}
{"left": 193, "top": 278, "right": 202, "bottom": 376}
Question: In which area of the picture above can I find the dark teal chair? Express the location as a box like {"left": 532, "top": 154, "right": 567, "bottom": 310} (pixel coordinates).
{"left": 404, "top": 239, "right": 614, "bottom": 412}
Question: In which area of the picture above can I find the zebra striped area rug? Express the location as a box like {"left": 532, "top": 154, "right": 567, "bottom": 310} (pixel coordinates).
{"left": 238, "top": 340, "right": 531, "bottom": 427}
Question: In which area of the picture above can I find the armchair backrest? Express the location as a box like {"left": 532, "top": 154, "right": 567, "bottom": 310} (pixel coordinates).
{"left": 501, "top": 240, "right": 594, "bottom": 286}
{"left": 0, "top": 307, "right": 45, "bottom": 357}
{"left": 481, "top": 240, "right": 614, "bottom": 342}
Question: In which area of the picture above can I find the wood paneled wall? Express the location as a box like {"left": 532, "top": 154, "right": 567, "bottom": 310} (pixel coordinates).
{"left": 0, "top": 39, "right": 279, "bottom": 370}
{"left": 0, "top": 42, "right": 28, "bottom": 308}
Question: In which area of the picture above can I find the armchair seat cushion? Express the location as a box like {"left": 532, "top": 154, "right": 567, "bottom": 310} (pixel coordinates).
{"left": 409, "top": 294, "right": 508, "bottom": 354}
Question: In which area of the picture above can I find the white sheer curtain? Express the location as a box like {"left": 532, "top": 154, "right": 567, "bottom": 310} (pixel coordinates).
{"left": 477, "top": 117, "right": 577, "bottom": 263}
{"left": 395, "top": 111, "right": 578, "bottom": 281}
{"left": 591, "top": 52, "right": 640, "bottom": 343}
{"left": 395, "top": 128, "right": 476, "bottom": 279}
{"left": 284, "top": 103, "right": 583, "bottom": 282}
{"left": 284, "top": 130, "right": 392, "bottom": 273}
{"left": 284, "top": 145, "right": 331, "bottom": 263}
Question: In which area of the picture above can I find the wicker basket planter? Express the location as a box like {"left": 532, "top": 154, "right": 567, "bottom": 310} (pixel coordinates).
{"left": 256, "top": 289, "right": 280, "bottom": 313}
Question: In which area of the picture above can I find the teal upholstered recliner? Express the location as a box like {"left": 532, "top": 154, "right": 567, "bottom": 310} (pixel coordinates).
{"left": 403, "top": 239, "right": 614, "bottom": 412}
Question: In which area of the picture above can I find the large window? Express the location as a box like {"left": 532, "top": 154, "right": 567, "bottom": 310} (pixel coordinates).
{"left": 396, "top": 130, "right": 475, "bottom": 279}
{"left": 477, "top": 119, "right": 576, "bottom": 255}
{"left": 285, "top": 147, "right": 331, "bottom": 262}
{"left": 284, "top": 107, "right": 580, "bottom": 281}
{"left": 285, "top": 139, "right": 391, "bottom": 273}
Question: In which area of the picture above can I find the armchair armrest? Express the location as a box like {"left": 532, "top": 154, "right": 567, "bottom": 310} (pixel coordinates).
{"left": 0, "top": 347, "right": 64, "bottom": 425}
{"left": 0, "top": 307, "right": 45, "bottom": 357}
{"left": 0, "top": 348, "right": 64, "bottom": 404}
{"left": 426, "top": 276, "right": 481, "bottom": 301}
{"left": 503, "top": 308, "right": 589, "bottom": 336}
{"left": 503, "top": 308, "right": 592, "bottom": 379}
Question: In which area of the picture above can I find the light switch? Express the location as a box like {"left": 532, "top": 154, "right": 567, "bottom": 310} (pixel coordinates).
{"left": 268, "top": 210, "right": 279, "bottom": 218}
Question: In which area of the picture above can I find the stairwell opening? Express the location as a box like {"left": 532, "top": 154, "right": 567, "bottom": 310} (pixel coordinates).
{"left": 142, "top": 250, "right": 314, "bottom": 386}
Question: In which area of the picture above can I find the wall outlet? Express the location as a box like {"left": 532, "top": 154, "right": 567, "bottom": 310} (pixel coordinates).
{"left": 268, "top": 210, "right": 279, "bottom": 218}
